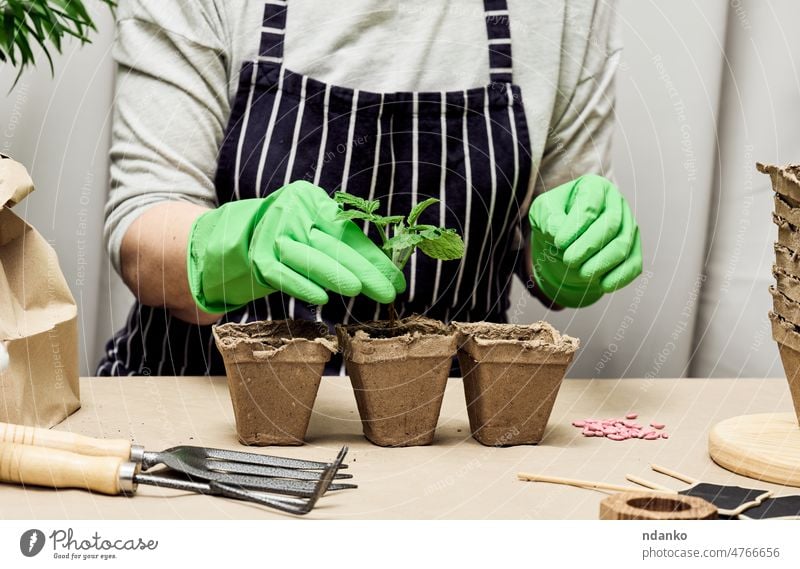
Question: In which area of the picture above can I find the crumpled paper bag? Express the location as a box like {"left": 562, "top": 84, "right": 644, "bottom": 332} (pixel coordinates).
{"left": 0, "top": 154, "right": 79, "bottom": 426}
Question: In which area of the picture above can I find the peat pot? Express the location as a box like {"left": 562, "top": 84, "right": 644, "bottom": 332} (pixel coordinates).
{"left": 336, "top": 316, "right": 457, "bottom": 447}
{"left": 213, "top": 320, "right": 336, "bottom": 445}
{"left": 454, "top": 321, "right": 579, "bottom": 446}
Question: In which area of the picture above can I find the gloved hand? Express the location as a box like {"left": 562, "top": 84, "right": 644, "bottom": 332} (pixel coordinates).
{"left": 528, "top": 175, "right": 642, "bottom": 308}
{"left": 187, "top": 181, "right": 406, "bottom": 312}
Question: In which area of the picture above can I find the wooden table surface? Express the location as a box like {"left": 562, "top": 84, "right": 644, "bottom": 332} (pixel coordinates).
{"left": 2, "top": 375, "right": 797, "bottom": 519}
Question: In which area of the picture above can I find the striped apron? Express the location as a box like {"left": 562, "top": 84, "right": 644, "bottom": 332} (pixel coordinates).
{"left": 97, "top": 0, "right": 533, "bottom": 376}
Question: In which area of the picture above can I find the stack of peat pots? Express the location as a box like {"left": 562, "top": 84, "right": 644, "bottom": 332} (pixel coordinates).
{"left": 760, "top": 162, "right": 800, "bottom": 425}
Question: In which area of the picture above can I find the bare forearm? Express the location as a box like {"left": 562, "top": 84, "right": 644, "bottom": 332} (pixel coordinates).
{"left": 120, "top": 201, "right": 221, "bottom": 325}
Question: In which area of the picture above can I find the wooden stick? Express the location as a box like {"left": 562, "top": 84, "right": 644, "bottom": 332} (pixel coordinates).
{"left": 650, "top": 463, "right": 697, "bottom": 484}
{"left": 626, "top": 473, "right": 677, "bottom": 493}
{"left": 517, "top": 472, "right": 666, "bottom": 494}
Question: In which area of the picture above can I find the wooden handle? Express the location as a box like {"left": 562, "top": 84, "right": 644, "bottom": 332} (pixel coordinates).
{"left": 517, "top": 472, "right": 649, "bottom": 494}
{"left": 0, "top": 442, "right": 126, "bottom": 495}
{"left": 0, "top": 422, "right": 132, "bottom": 459}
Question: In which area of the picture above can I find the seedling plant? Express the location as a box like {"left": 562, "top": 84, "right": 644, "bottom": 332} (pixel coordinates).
{"left": 334, "top": 192, "right": 464, "bottom": 326}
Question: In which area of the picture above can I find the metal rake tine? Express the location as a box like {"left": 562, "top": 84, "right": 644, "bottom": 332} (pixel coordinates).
{"left": 207, "top": 446, "right": 351, "bottom": 513}
{"left": 212, "top": 480, "right": 318, "bottom": 516}
{"left": 313, "top": 446, "right": 350, "bottom": 499}
{"left": 332, "top": 446, "right": 349, "bottom": 471}
{"left": 200, "top": 447, "right": 348, "bottom": 470}
{"left": 207, "top": 461, "right": 354, "bottom": 480}
{"left": 137, "top": 472, "right": 314, "bottom": 516}
{"left": 250, "top": 450, "right": 349, "bottom": 515}
{"left": 189, "top": 470, "right": 356, "bottom": 495}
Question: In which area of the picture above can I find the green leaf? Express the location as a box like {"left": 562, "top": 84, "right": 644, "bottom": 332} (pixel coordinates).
{"left": 418, "top": 229, "right": 465, "bottom": 260}
{"left": 383, "top": 232, "right": 425, "bottom": 253}
{"left": 336, "top": 209, "right": 379, "bottom": 222}
{"left": 0, "top": 0, "right": 117, "bottom": 89}
{"left": 408, "top": 224, "right": 437, "bottom": 232}
{"left": 370, "top": 214, "right": 404, "bottom": 226}
{"left": 407, "top": 197, "right": 439, "bottom": 226}
{"left": 334, "top": 191, "right": 379, "bottom": 214}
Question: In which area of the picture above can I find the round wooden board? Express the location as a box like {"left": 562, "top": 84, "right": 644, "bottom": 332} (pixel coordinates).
{"left": 709, "top": 413, "right": 800, "bottom": 487}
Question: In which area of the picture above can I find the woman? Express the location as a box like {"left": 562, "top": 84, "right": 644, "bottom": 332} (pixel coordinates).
{"left": 98, "top": 0, "right": 641, "bottom": 376}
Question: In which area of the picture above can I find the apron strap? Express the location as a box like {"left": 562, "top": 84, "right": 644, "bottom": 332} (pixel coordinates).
{"left": 257, "top": 0, "right": 514, "bottom": 81}
{"left": 483, "top": 0, "right": 513, "bottom": 84}
{"left": 258, "top": 0, "right": 288, "bottom": 63}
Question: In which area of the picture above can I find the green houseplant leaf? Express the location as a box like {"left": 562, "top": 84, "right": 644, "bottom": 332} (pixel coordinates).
{"left": 335, "top": 192, "right": 464, "bottom": 270}
{"left": 406, "top": 197, "right": 439, "bottom": 226}
{"left": 0, "top": 0, "right": 117, "bottom": 87}
{"left": 334, "top": 191, "right": 379, "bottom": 214}
{"left": 335, "top": 190, "right": 465, "bottom": 325}
{"left": 418, "top": 228, "right": 465, "bottom": 260}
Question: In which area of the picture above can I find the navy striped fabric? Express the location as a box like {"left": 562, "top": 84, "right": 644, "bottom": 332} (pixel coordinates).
{"left": 98, "top": 0, "right": 533, "bottom": 376}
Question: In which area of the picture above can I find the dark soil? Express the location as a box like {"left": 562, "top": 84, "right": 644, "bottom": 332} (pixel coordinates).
{"left": 214, "top": 319, "right": 330, "bottom": 348}
{"left": 339, "top": 315, "right": 451, "bottom": 339}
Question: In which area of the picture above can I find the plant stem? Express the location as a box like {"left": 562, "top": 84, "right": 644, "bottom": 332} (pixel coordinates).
{"left": 398, "top": 247, "right": 414, "bottom": 270}
{"left": 388, "top": 301, "right": 397, "bottom": 328}
{"left": 374, "top": 223, "right": 388, "bottom": 247}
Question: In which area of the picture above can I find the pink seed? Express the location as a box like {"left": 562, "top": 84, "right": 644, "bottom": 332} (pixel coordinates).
{"left": 572, "top": 415, "right": 667, "bottom": 442}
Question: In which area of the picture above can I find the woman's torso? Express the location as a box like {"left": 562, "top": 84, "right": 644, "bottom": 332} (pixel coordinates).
{"left": 98, "top": 0, "right": 614, "bottom": 376}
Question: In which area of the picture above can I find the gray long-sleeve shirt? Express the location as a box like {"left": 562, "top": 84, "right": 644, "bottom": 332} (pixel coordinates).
{"left": 105, "top": 0, "right": 620, "bottom": 274}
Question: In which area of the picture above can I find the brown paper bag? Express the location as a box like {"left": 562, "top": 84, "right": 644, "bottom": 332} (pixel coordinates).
{"left": 0, "top": 154, "right": 80, "bottom": 426}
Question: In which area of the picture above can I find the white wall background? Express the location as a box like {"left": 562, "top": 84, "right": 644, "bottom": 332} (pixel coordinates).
{"left": 1, "top": 0, "right": 796, "bottom": 378}
{"left": 513, "top": 0, "right": 730, "bottom": 379}
{"left": 0, "top": 5, "right": 120, "bottom": 376}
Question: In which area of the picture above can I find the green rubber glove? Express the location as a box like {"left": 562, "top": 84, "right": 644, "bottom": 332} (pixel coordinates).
{"left": 187, "top": 181, "right": 406, "bottom": 313}
{"left": 528, "top": 175, "right": 642, "bottom": 308}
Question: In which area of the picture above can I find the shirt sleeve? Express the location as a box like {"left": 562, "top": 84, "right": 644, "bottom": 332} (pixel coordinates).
{"left": 513, "top": 0, "right": 621, "bottom": 297}
{"left": 533, "top": 0, "right": 621, "bottom": 198}
{"left": 104, "top": 0, "right": 230, "bottom": 275}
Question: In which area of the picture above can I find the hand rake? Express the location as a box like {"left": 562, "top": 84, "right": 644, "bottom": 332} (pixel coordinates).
{"left": 0, "top": 421, "right": 355, "bottom": 495}
{"left": 0, "top": 441, "right": 347, "bottom": 515}
{"left": 0, "top": 423, "right": 356, "bottom": 497}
